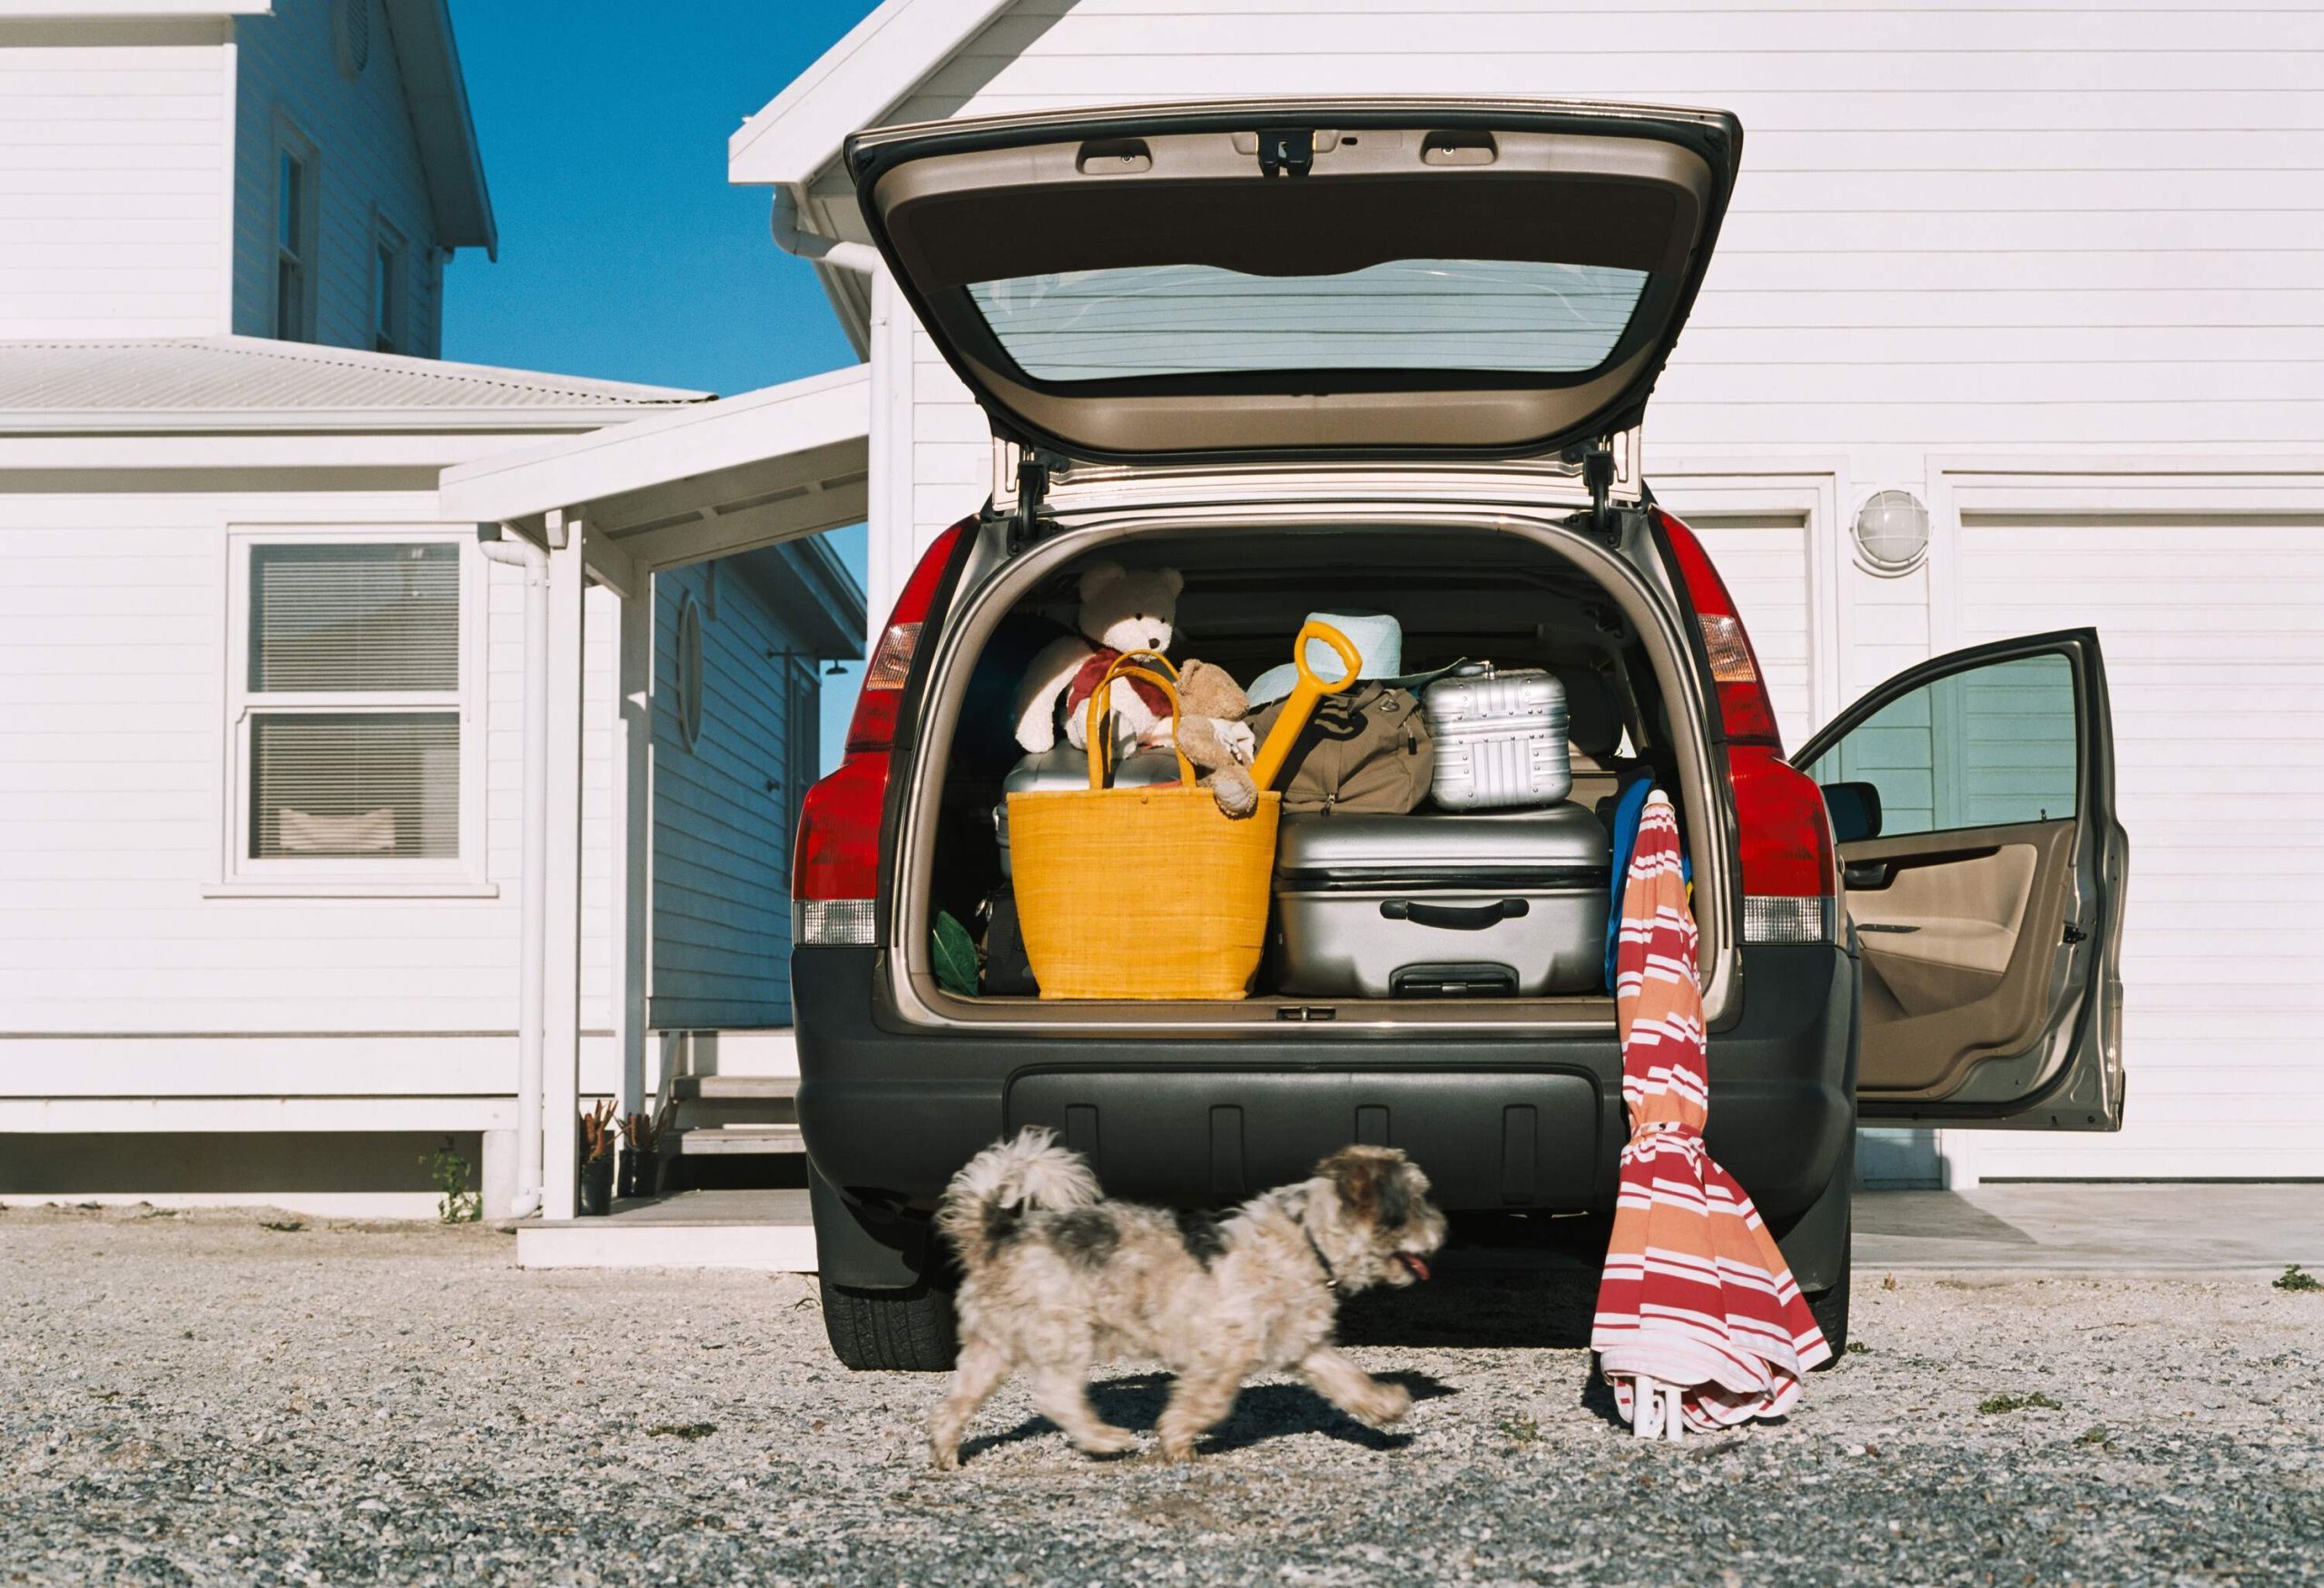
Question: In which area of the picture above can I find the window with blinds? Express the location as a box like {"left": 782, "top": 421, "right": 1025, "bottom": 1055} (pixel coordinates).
{"left": 241, "top": 541, "right": 462, "bottom": 863}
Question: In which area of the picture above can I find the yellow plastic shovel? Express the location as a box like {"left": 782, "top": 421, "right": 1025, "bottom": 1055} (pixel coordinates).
{"left": 1249, "top": 620, "right": 1364, "bottom": 793}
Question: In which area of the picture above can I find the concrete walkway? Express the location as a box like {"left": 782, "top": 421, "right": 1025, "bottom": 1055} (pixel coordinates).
{"left": 1856, "top": 1183, "right": 2324, "bottom": 1273}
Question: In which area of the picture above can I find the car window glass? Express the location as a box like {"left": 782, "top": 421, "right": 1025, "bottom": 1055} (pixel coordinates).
{"left": 1807, "top": 653, "right": 2077, "bottom": 836}
{"left": 966, "top": 260, "right": 1649, "bottom": 382}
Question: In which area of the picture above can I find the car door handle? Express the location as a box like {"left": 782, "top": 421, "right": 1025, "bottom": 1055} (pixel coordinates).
{"left": 1380, "top": 898, "right": 1529, "bottom": 931}
{"left": 1842, "top": 844, "right": 2002, "bottom": 893}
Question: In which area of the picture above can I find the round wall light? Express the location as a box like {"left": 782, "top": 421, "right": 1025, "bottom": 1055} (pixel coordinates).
{"left": 1852, "top": 488, "right": 1930, "bottom": 576}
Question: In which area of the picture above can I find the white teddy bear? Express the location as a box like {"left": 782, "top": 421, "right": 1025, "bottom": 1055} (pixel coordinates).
{"left": 1012, "top": 561, "right": 1184, "bottom": 755}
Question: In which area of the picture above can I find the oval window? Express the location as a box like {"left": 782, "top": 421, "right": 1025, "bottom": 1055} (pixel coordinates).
{"left": 674, "top": 593, "right": 704, "bottom": 751}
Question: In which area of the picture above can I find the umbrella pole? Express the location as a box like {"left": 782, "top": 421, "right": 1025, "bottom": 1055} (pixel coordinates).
{"left": 1626, "top": 1376, "right": 1688, "bottom": 1442}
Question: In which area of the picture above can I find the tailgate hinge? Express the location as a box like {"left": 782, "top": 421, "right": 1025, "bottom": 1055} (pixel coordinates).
{"left": 1582, "top": 439, "right": 1620, "bottom": 544}
{"left": 1007, "top": 450, "right": 1052, "bottom": 554}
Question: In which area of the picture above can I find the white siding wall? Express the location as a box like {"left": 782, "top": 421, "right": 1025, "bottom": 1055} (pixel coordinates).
{"left": 874, "top": 0, "right": 2324, "bottom": 612}
{"left": 230, "top": 0, "right": 443, "bottom": 353}
{"left": 0, "top": 19, "right": 234, "bottom": 338}
{"left": 894, "top": 0, "right": 2324, "bottom": 451}
{"left": 854, "top": 0, "right": 2324, "bottom": 1180}
{"left": 1938, "top": 475, "right": 2324, "bottom": 1180}
{"left": 0, "top": 489, "right": 619, "bottom": 1111}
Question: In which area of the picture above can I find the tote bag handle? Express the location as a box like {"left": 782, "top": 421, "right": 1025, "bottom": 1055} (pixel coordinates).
{"left": 1084, "top": 653, "right": 1196, "bottom": 790}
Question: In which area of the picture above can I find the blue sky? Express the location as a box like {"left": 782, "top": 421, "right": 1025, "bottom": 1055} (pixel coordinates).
{"left": 440, "top": 0, "right": 882, "bottom": 770}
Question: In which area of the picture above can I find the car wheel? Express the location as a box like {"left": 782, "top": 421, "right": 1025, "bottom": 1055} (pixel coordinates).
{"left": 820, "top": 1275, "right": 959, "bottom": 1372}
{"left": 1806, "top": 1237, "right": 1850, "bottom": 1366}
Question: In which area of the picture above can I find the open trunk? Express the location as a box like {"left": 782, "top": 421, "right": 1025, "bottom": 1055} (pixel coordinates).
{"left": 886, "top": 506, "right": 1734, "bottom": 1031}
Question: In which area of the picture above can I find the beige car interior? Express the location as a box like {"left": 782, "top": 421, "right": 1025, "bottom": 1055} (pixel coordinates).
{"left": 1846, "top": 819, "right": 2078, "bottom": 1098}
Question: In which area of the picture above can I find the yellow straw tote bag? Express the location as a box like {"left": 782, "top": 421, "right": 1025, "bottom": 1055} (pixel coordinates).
{"left": 1007, "top": 655, "right": 1280, "bottom": 1000}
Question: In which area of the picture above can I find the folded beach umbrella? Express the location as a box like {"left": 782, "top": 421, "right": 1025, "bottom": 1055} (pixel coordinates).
{"left": 1591, "top": 792, "right": 1830, "bottom": 1435}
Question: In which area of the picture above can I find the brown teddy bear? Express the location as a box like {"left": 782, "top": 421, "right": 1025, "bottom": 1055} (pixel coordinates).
{"left": 1168, "top": 658, "right": 1260, "bottom": 819}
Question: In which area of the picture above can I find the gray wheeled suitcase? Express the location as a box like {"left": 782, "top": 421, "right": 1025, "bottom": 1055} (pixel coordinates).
{"left": 993, "top": 744, "right": 1181, "bottom": 880}
{"left": 1272, "top": 804, "right": 1610, "bottom": 998}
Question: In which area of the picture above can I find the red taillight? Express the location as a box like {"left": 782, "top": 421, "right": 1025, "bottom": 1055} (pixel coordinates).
{"left": 1655, "top": 506, "right": 1781, "bottom": 750}
{"left": 1656, "top": 508, "right": 1840, "bottom": 941}
{"left": 792, "top": 520, "right": 968, "bottom": 944}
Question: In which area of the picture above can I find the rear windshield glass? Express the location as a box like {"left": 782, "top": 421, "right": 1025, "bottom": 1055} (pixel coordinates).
{"left": 965, "top": 260, "right": 1649, "bottom": 382}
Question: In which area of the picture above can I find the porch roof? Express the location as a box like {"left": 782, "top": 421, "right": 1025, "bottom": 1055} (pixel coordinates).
{"left": 436, "top": 363, "right": 870, "bottom": 636}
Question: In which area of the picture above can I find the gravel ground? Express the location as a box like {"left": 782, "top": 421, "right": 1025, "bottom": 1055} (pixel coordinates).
{"left": 4, "top": 1204, "right": 2319, "bottom": 1587}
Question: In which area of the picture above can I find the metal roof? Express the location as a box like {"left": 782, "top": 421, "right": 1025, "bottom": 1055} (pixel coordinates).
{"left": 0, "top": 338, "right": 713, "bottom": 432}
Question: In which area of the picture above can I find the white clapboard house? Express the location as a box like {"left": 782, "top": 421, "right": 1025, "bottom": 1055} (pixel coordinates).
{"left": 8, "top": 0, "right": 2320, "bottom": 1234}
{"left": 0, "top": 0, "right": 867, "bottom": 1217}
{"left": 727, "top": 0, "right": 2323, "bottom": 1189}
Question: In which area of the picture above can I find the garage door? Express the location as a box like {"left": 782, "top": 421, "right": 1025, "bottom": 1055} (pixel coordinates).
{"left": 1948, "top": 507, "right": 2324, "bottom": 1178}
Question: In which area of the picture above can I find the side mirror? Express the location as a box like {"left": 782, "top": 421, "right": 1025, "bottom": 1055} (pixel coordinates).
{"left": 1821, "top": 781, "right": 1883, "bottom": 844}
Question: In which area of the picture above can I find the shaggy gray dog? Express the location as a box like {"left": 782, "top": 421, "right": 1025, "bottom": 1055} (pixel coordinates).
{"left": 929, "top": 1129, "right": 1448, "bottom": 1469}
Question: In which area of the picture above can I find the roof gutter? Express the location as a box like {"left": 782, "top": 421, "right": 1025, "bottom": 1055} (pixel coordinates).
{"left": 770, "top": 185, "right": 881, "bottom": 276}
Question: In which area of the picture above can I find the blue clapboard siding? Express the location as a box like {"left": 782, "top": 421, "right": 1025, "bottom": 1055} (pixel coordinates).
{"left": 649, "top": 558, "right": 821, "bottom": 1031}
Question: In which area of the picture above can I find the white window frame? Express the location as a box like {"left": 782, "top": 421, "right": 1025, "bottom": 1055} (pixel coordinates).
{"left": 271, "top": 114, "right": 320, "bottom": 343}
{"left": 212, "top": 526, "right": 491, "bottom": 898}
{"left": 370, "top": 210, "right": 407, "bottom": 354}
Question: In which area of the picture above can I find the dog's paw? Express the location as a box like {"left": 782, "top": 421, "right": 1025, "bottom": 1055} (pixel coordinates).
{"left": 1075, "top": 1424, "right": 1140, "bottom": 1458}
{"left": 930, "top": 1440, "right": 962, "bottom": 1472}
{"left": 1351, "top": 1380, "right": 1413, "bottom": 1429}
{"left": 1151, "top": 1437, "right": 1198, "bottom": 1465}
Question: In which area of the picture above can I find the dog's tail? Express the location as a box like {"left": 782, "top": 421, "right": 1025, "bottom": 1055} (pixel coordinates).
{"left": 936, "top": 1127, "right": 1101, "bottom": 1263}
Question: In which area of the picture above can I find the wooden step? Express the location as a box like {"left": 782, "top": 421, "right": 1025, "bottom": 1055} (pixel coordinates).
{"left": 668, "top": 1122, "right": 807, "bottom": 1157}
{"left": 517, "top": 1189, "right": 815, "bottom": 1271}
{"left": 670, "top": 1075, "right": 799, "bottom": 1101}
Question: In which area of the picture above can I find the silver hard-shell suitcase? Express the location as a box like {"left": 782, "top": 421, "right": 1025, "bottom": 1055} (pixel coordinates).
{"left": 1423, "top": 664, "right": 1571, "bottom": 810}
{"left": 993, "top": 744, "right": 1181, "bottom": 880}
{"left": 1272, "top": 804, "right": 1610, "bottom": 998}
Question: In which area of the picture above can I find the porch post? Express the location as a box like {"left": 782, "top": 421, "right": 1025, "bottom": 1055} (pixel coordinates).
{"left": 615, "top": 574, "right": 654, "bottom": 1119}
{"left": 864, "top": 265, "right": 915, "bottom": 641}
{"left": 541, "top": 508, "right": 588, "bottom": 1219}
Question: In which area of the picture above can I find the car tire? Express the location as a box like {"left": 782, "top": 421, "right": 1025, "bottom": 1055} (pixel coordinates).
{"left": 820, "top": 1275, "right": 959, "bottom": 1372}
{"left": 1806, "top": 1235, "right": 1850, "bottom": 1366}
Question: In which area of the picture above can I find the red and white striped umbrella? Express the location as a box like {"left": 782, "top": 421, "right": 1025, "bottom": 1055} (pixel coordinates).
{"left": 1591, "top": 792, "right": 1831, "bottom": 1436}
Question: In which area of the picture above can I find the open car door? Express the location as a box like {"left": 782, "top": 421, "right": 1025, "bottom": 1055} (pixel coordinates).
{"left": 1797, "top": 630, "right": 2127, "bottom": 1129}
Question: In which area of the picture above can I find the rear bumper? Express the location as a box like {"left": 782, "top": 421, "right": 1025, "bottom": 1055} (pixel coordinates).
{"left": 793, "top": 942, "right": 1857, "bottom": 1273}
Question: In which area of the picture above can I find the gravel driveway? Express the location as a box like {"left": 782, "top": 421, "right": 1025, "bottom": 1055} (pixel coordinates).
{"left": 4, "top": 1204, "right": 2319, "bottom": 1586}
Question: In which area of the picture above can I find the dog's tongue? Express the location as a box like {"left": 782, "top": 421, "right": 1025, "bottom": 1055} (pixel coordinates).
{"left": 1400, "top": 1253, "right": 1432, "bottom": 1282}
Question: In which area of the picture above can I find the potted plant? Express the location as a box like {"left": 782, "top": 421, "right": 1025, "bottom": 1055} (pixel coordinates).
{"left": 578, "top": 1100, "right": 617, "bottom": 1217}
{"left": 618, "top": 1105, "right": 665, "bottom": 1200}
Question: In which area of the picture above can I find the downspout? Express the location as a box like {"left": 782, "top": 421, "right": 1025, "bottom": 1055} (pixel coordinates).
{"left": 769, "top": 184, "right": 883, "bottom": 276}
{"left": 478, "top": 525, "right": 547, "bottom": 1219}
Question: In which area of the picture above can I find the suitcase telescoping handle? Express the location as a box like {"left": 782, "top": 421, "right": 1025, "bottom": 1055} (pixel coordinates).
{"left": 1380, "top": 897, "right": 1531, "bottom": 931}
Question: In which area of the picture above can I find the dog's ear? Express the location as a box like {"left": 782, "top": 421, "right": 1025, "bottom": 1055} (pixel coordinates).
{"left": 1378, "top": 1163, "right": 1413, "bottom": 1230}
{"left": 1320, "top": 1147, "right": 1408, "bottom": 1228}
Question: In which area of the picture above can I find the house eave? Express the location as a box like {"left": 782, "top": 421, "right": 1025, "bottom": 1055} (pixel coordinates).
{"left": 726, "top": 0, "right": 1013, "bottom": 186}
{"left": 378, "top": 0, "right": 497, "bottom": 258}
{"left": 0, "top": 406, "right": 704, "bottom": 435}
{"left": 0, "top": 1, "right": 270, "bottom": 15}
